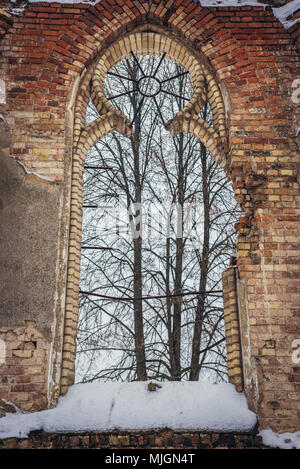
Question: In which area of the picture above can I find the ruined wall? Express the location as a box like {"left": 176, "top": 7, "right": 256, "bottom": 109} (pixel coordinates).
{"left": 0, "top": 0, "right": 299, "bottom": 434}
{"left": 0, "top": 322, "right": 50, "bottom": 412}
{"left": 0, "top": 111, "right": 65, "bottom": 410}
{"left": 0, "top": 137, "right": 60, "bottom": 339}
{"left": 222, "top": 264, "right": 244, "bottom": 392}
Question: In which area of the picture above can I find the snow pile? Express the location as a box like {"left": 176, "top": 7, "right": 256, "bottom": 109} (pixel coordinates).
{"left": 201, "top": 0, "right": 300, "bottom": 29}
{"left": 0, "top": 381, "right": 257, "bottom": 439}
{"left": 259, "top": 429, "right": 300, "bottom": 449}
{"left": 272, "top": 0, "right": 300, "bottom": 29}
{"left": 201, "top": 0, "right": 265, "bottom": 6}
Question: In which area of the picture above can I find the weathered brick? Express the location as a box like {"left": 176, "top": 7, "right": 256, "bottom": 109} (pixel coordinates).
{"left": 0, "top": 0, "right": 299, "bottom": 438}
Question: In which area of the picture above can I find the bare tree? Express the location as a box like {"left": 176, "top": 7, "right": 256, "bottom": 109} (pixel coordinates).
{"left": 75, "top": 55, "right": 240, "bottom": 384}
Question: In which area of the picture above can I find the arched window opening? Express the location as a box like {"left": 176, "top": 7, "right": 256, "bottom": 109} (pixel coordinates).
{"left": 74, "top": 53, "right": 240, "bottom": 385}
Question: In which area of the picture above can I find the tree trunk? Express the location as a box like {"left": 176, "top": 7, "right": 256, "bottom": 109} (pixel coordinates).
{"left": 131, "top": 82, "right": 147, "bottom": 380}
{"left": 189, "top": 140, "right": 210, "bottom": 381}
{"left": 171, "top": 132, "right": 184, "bottom": 380}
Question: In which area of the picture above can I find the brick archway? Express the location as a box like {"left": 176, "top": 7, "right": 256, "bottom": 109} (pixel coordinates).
{"left": 61, "top": 23, "right": 235, "bottom": 395}
{"left": 0, "top": 1, "right": 299, "bottom": 433}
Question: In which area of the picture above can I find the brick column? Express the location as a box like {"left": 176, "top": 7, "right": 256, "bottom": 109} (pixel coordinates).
{"left": 222, "top": 264, "right": 244, "bottom": 392}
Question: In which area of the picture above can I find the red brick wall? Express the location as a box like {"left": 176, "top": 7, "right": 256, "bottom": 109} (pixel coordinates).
{"left": 0, "top": 1, "right": 299, "bottom": 433}
{"left": 0, "top": 322, "right": 50, "bottom": 412}
{"left": 222, "top": 265, "right": 244, "bottom": 392}
{"left": 0, "top": 429, "right": 266, "bottom": 449}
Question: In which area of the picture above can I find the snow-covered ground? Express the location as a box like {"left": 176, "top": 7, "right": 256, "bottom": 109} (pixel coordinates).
{"left": 0, "top": 381, "right": 257, "bottom": 439}
{"left": 259, "top": 429, "right": 300, "bottom": 450}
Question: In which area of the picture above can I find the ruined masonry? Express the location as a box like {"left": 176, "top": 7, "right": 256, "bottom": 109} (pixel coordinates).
{"left": 0, "top": 0, "right": 299, "bottom": 449}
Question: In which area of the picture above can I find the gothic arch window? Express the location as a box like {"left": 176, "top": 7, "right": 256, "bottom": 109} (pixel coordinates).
{"left": 61, "top": 26, "right": 243, "bottom": 394}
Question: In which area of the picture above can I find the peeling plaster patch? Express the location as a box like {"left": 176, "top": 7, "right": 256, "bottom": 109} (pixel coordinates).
{"left": 24, "top": 174, "right": 57, "bottom": 191}
{"left": 16, "top": 160, "right": 57, "bottom": 188}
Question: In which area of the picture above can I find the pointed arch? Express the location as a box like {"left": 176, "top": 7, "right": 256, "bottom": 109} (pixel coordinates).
{"left": 60, "top": 23, "right": 230, "bottom": 394}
